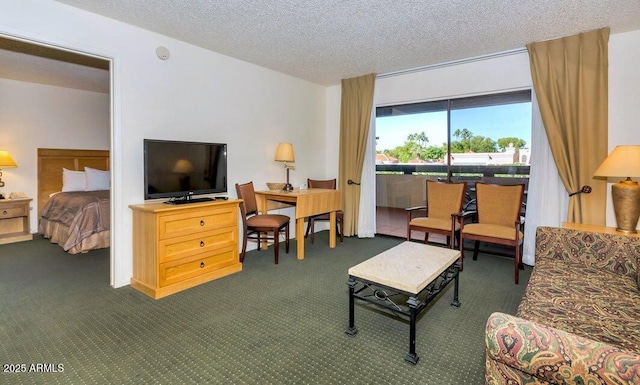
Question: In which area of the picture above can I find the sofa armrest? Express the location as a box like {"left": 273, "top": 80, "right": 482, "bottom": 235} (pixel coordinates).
{"left": 485, "top": 312, "right": 640, "bottom": 385}
{"left": 535, "top": 226, "right": 640, "bottom": 281}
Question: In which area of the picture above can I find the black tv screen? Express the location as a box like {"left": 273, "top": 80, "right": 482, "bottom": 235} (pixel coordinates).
{"left": 144, "top": 139, "right": 227, "bottom": 201}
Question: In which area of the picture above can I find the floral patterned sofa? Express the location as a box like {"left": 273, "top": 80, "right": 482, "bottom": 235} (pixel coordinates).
{"left": 484, "top": 226, "right": 640, "bottom": 385}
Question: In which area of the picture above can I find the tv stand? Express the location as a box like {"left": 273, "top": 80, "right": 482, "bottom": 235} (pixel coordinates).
{"left": 165, "top": 196, "right": 214, "bottom": 205}
{"left": 129, "top": 199, "right": 242, "bottom": 299}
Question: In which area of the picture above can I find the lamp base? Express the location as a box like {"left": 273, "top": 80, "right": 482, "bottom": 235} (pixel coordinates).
{"left": 283, "top": 167, "right": 294, "bottom": 191}
{"left": 612, "top": 179, "right": 640, "bottom": 234}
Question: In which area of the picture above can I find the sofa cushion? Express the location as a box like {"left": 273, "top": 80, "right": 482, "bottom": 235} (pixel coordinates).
{"left": 535, "top": 226, "right": 640, "bottom": 282}
{"left": 517, "top": 258, "right": 640, "bottom": 353}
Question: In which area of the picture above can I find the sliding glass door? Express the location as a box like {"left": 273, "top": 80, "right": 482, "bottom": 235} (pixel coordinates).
{"left": 375, "top": 90, "right": 532, "bottom": 238}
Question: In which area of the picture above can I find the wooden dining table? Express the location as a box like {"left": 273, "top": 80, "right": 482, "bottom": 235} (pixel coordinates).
{"left": 254, "top": 188, "right": 342, "bottom": 259}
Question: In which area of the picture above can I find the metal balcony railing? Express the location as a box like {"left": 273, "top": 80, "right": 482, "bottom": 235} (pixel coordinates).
{"left": 375, "top": 164, "right": 531, "bottom": 238}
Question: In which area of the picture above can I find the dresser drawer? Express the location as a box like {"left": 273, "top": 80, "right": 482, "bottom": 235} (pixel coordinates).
{"left": 159, "top": 227, "right": 237, "bottom": 263}
{"left": 0, "top": 203, "right": 28, "bottom": 219}
{"left": 159, "top": 246, "right": 237, "bottom": 287}
{"left": 158, "top": 206, "right": 237, "bottom": 240}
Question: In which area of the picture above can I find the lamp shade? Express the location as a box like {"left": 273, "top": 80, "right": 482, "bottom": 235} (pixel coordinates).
{"left": 274, "top": 143, "right": 295, "bottom": 163}
{"left": 593, "top": 145, "right": 640, "bottom": 179}
{"left": 0, "top": 150, "right": 17, "bottom": 168}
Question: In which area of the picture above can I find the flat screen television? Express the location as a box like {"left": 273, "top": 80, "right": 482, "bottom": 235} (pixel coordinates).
{"left": 144, "top": 139, "right": 227, "bottom": 203}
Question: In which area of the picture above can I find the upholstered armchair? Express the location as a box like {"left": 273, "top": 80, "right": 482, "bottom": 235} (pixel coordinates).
{"left": 406, "top": 180, "right": 467, "bottom": 251}
{"left": 458, "top": 183, "right": 525, "bottom": 284}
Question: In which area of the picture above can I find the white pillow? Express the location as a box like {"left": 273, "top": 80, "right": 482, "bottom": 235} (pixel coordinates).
{"left": 62, "top": 168, "right": 86, "bottom": 192}
{"left": 85, "top": 167, "right": 110, "bottom": 191}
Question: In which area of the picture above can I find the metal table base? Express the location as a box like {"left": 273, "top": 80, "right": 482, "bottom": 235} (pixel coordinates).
{"left": 346, "top": 261, "right": 460, "bottom": 364}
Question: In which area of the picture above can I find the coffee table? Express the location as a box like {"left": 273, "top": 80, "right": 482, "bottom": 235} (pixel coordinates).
{"left": 346, "top": 241, "right": 461, "bottom": 364}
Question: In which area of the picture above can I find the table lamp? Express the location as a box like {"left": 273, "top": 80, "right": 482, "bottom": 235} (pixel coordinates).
{"left": 593, "top": 145, "right": 640, "bottom": 233}
{"left": 275, "top": 143, "right": 295, "bottom": 191}
{"left": 0, "top": 149, "right": 17, "bottom": 188}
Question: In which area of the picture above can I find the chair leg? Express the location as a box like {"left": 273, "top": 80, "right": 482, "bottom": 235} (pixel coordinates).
{"left": 285, "top": 224, "right": 290, "bottom": 254}
{"left": 514, "top": 244, "right": 520, "bottom": 284}
{"left": 519, "top": 243, "right": 525, "bottom": 270}
{"left": 240, "top": 232, "right": 248, "bottom": 263}
{"left": 424, "top": 232, "right": 429, "bottom": 244}
{"left": 446, "top": 235, "right": 450, "bottom": 247}
{"left": 274, "top": 228, "right": 279, "bottom": 264}
{"left": 310, "top": 218, "right": 315, "bottom": 244}
{"left": 338, "top": 220, "right": 343, "bottom": 243}
{"left": 472, "top": 241, "right": 480, "bottom": 260}
{"left": 305, "top": 219, "right": 312, "bottom": 239}
{"left": 458, "top": 235, "right": 465, "bottom": 271}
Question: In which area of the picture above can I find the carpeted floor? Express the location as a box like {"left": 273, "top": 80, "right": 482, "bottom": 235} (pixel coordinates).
{"left": 0, "top": 233, "right": 531, "bottom": 384}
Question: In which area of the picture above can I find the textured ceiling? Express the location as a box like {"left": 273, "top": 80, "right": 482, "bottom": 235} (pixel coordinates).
{"left": 52, "top": 0, "right": 640, "bottom": 85}
{"left": 4, "top": 0, "right": 640, "bottom": 91}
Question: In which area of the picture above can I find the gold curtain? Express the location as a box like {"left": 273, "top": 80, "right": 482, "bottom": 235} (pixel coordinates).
{"left": 527, "top": 28, "right": 609, "bottom": 225}
{"left": 338, "top": 73, "right": 376, "bottom": 236}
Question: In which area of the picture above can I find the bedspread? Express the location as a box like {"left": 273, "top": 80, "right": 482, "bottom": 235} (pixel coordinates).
{"left": 39, "top": 190, "right": 110, "bottom": 251}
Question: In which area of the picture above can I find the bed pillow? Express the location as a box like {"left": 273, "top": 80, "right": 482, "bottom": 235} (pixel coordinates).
{"left": 62, "top": 168, "right": 86, "bottom": 192}
{"left": 85, "top": 167, "right": 110, "bottom": 191}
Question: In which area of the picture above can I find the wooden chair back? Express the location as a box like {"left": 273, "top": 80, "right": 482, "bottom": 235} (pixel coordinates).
{"left": 235, "top": 181, "right": 258, "bottom": 217}
{"left": 475, "top": 183, "right": 524, "bottom": 227}
{"left": 426, "top": 180, "right": 467, "bottom": 219}
{"left": 307, "top": 178, "right": 336, "bottom": 190}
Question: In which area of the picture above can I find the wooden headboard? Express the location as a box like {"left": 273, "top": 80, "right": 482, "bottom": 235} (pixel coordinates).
{"left": 37, "top": 148, "right": 110, "bottom": 216}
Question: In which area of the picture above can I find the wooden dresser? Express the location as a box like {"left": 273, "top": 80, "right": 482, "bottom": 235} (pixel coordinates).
{"left": 129, "top": 199, "right": 242, "bottom": 299}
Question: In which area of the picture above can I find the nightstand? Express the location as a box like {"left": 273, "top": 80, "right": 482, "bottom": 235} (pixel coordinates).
{"left": 0, "top": 198, "right": 33, "bottom": 244}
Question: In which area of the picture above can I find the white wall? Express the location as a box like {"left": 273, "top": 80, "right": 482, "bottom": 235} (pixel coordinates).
{"left": 1, "top": 0, "right": 328, "bottom": 288}
{"left": 607, "top": 29, "right": 640, "bottom": 229}
{"left": 0, "top": 78, "right": 110, "bottom": 232}
{"left": 326, "top": 29, "right": 640, "bottom": 230}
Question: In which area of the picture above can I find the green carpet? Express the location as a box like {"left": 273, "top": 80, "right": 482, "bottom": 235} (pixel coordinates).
{"left": 0, "top": 233, "right": 531, "bottom": 384}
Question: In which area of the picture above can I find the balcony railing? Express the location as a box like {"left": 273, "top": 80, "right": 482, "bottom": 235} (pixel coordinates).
{"left": 376, "top": 163, "right": 530, "bottom": 177}
{"left": 375, "top": 164, "right": 530, "bottom": 238}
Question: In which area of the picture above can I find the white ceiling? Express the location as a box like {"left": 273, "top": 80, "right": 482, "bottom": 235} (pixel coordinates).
{"left": 4, "top": 0, "right": 640, "bottom": 91}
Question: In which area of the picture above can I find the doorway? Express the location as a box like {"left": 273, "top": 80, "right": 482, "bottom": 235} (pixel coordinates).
{"left": 0, "top": 34, "right": 115, "bottom": 284}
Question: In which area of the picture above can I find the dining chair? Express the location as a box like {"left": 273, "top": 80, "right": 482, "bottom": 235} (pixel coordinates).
{"left": 457, "top": 182, "right": 525, "bottom": 284}
{"left": 406, "top": 180, "right": 467, "bottom": 250}
{"left": 304, "top": 178, "right": 344, "bottom": 244}
{"left": 235, "top": 181, "right": 290, "bottom": 264}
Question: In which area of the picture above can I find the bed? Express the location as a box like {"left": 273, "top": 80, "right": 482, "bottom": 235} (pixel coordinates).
{"left": 37, "top": 148, "right": 110, "bottom": 254}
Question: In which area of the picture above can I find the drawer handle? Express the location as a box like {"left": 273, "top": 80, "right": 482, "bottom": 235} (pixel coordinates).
{"left": 200, "top": 220, "right": 205, "bottom": 226}
{"left": 2, "top": 210, "right": 6, "bottom": 215}
{"left": 200, "top": 241, "right": 205, "bottom": 247}
{"left": 200, "top": 262, "right": 205, "bottom": 268}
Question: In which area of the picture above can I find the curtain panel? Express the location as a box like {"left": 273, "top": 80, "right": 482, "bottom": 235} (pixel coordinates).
{"left": 522, "top": 90, "right": 569, "bottom": 266}
{"left": 527, "top": 28, "right": 609, "bottom": 225}
{"left": 339, "top": 73, "right": 376, "bottom": 236}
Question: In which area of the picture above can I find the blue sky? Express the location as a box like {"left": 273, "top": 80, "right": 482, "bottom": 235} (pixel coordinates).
{"left": 376, "top": 103, "right": 532, "bottom": 152}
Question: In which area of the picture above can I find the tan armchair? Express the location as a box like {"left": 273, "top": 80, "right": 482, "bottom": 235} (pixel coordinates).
{"left": 458, "top": 183, "right": 525, "bottom": 284}
{"left": 406, "top": 180, "right": 467, "bottom": 250}
{"left": 235, "top": 181, "right": 290, "bottom": 264}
